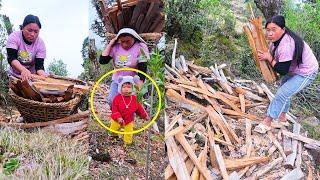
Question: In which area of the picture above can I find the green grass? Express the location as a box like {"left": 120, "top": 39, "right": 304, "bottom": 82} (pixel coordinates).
{"left": 0, "top": 127, "right": 89, "bottom": 179}
{"left": 302, "top": 122, "right": 320, "bottom": 141}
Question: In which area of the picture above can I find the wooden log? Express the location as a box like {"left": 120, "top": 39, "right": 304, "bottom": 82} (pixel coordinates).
{"left": 251, "top": 157, "right": 283, "bottom": 179}
{"left": 172, "top": 39, "right": 178, "bottom": 69}
{"left": 207, "top": 106, "right": 240, "bottom": 145}
{"left": 32, "top": 82, "right": 89, "bottom": 94}
{"left": 0, "top": 111, "right": 89, "bottom": 129}
{"left": 248, "top": 18, "right": 277, "bottom": 83}
{"left": 234, "top": 86, "right": 267, "bottom": 102}
{"left": 175, "top": 133, "right": 212, "bottom": 180}
{"left": 122, "top": 6, "right": 132, "bottom": 26}
{"left": 268, "top": 145, "right": 277, "bottom": 156}
{"left": 279, "top": 167, "right": 304, "bottom": 180}
{"left": 140, "top": 2, "right": 160, "bottom": 33}
{"left": 149, "top": 12, "right": 164, "bottom": 32}
{"left": 283, "top": 132, "right": 293, "bottom": 156}
{"left": 246, "top": 119, "right": 252, "bottom": 156}
{"left": 243, "top": 25, "right": 261, "bottom": 73}
{"left": 224, "top": 157, "right": 270, "bottom": 170}
{"left": 191, "top": 138, "right": 207, "bottom": 180}
{"left": 63, "top": 85, "right": 74, "bottom": 101}
{"left": 134, "top": 14, "right": 145, "bottom": 32}
{"left": 20, "top": 80, "right": 43, "bottom": 101}
{"left": 164, "top": 112, "right": 191, "bottom": 180}
{"left": 295, "top": 142, "right": 302, "bottom": 168}
{"left": 239, "top": 94, "right": 245, "bottom": 113}
{"left": 129, "top": 0, "right": 148, "bottom": 27}
{"left": 166, "top": 137, "right": 191, "bottom": 180}
{"left": 165, "top": 144, "right": 198, "bottom": 179}
{"left": 268, "top": 131, "right": 287, "bottom": 159}
{"left": 213, "top": 144, "right": 229, "bottom": 180}
{"left": 166, "top": 89, "right": 205, "bottom": 113}
{"left": 284, "top": 123, "right": 301, "bottom": 169}
{"left": 282, "top": 130, "right": 320, "bottom": 147}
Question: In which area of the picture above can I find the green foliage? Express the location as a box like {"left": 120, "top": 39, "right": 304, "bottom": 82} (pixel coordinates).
{"left": 48, "top": 59, "right": 68, "bottom": 77}
{"left": 302, "top": 122, "right": 320, "bottom": 140}
{"left": 3, "top": 158, "right": 19, "bottom": 175}
{"left": 136, "top": 49, "right": 165, "bottom": 110}
{"left": 166, "top": 0, "right": 238, "bottom": 66}
{"left": 283, "top": 0, "right": 320, "bottom": 60}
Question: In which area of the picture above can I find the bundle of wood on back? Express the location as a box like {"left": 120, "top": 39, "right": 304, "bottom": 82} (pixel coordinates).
{"left": 99, "top": 0, "right": 164, "bottom": 33}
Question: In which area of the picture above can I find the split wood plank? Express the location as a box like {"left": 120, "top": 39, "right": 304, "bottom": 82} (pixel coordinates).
{"left": 0, "top": 111, "right": 89, "bottom": 129}
{"left": 268, "top": 131, "right": 287, "bottom": 159}
{"left": 213, "top": 144, "right": 229, "bottom": 180}
{"left": 175, "top": 133, "right": 212, "bottom": 180}
{"left": 284, "top": 123, "right": 301, "bottom": 169}
{"left": 282, "top": 130, "right": 320, "bottom": 147}
{"left": 224, "top": 156, "right": 270, "bottom": 170}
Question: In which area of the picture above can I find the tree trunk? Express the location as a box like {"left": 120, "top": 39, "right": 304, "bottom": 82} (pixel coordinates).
{"left": 254, "top": 0, "right": 284, "bottom": 20}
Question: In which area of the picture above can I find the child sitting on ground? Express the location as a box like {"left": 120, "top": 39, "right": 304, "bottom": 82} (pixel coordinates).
{"left": 110, "top": 75, "right": 149, "bottom": 145}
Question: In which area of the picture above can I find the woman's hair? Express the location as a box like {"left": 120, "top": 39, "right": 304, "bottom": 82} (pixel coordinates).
{"left": 265, "top": 15, "right": 304, "bottom": 66}
{"left": 20, "top": 14, "right": 42, "bottom": 30}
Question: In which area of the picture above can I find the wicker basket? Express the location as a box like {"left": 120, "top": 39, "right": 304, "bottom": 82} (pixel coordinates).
{"left": 9, "top": 75, "right": 87, "bottom": 123}
{"left": 9, "top": 90, "right": 83, "bottom": 123}
{"left": 106, "top": 32, "right": 163, "bottom": 51}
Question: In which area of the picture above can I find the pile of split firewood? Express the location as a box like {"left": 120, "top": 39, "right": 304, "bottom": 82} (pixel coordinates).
{"left": 9, "top": 75, "right": 89, "bottom": 103}
{"left": 165, "top": 43, "right": 319, "bottom": 179}
{"left": 98, "top": 0, "right": 164, "bottom": 33}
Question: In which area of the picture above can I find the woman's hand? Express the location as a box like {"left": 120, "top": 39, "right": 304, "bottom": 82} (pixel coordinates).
{"left": 136, "top": 80, "right": 144, "bottom": 90}
{"left": 118, "top": 118, "right": 124, "bottom": 125}
{"left": 20, "top": 69, "right": 32, "bottom": 81}
{"left": 109, "top": 37, "right": 117, "bottom": 46}
{"left": 257, "top": 50, "right": 272, "bottom": 62}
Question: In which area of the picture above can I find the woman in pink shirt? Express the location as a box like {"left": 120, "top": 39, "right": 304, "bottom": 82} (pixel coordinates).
{"left": 99, "top": 28, "right": 150, "bottom": 105}
{"left": 6, "top": 14, "right": 47, "bottom": 81}
{"left": 255, "top": 15, "right": 318, "bottom": 133}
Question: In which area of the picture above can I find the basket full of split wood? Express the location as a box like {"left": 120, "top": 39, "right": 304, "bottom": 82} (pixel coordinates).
{"left": 98, "top": 0, "right": 164, "bottom": 50}
{"left": 8, "top": 75, "right": 90, "bottom": 123}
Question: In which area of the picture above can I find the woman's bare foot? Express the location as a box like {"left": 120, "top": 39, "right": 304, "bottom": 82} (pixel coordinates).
{"left": 279, "top": 112, "right": 287, "bottom": 122}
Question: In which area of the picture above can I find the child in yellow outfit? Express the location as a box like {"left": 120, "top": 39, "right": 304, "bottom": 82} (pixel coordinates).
{"left": 110, "top": 75, "right": 149, "bottom": 145}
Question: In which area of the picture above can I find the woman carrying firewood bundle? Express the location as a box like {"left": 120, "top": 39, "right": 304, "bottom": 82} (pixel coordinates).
{"left": 6, "top": 14, "right": 47, "bottom": 81}
{"left": 99, "top": 28, "right": 150, "bottom": 105}
{"left": 255, "top": 15, "right": 318, "bottom": 133}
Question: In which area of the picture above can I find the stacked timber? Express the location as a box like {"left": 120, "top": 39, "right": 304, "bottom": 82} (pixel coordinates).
{"left": 98, "top": 0, "right": 164, "bottom": 33}
{"left": 165, "top": 41, "right": 319, "bottom": 179}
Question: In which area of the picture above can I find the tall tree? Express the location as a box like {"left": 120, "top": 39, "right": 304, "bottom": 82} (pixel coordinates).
{"left": 48, "top": 59, "right": 68, "bottom": 77}
{"left": 254, "top": 0, "right": 284, "bottom": 19}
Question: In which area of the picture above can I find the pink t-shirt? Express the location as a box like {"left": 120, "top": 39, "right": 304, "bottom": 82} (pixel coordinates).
{"left": 6, "top": 31, "right": 46, "bottom": 77}
{"left": 110, "top": 42, "right": 149, "bottom": 82}
{"left": 269, "top": 34, "right": 318, "bottom": 76}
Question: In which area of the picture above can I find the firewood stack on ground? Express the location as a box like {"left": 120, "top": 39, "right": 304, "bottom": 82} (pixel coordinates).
{"left": 164, "top": 40, "right": 320, "bottom": 179}
{"left": 0, "top": 75, "right": 91, "bottom": 142}
{"left": 98, "top": 0, "right": 164, "bottom": 33}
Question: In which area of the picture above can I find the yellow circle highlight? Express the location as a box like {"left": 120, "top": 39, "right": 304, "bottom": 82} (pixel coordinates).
{"left": 90, "top": 67, "right": 162, "bottom": 135}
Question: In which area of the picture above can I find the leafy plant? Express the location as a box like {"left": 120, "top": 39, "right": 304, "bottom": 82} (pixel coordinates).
{"left": 48, "top": 59, "right": 68, "bottom": 77}
{"left": 3, "top": 158, "right": 19, "bottom": 175}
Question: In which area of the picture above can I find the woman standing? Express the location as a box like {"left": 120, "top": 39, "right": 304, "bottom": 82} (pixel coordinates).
{"left": 99, "top": 28, "right": 150, "bottom": 105}
{"left": 255, "top": 15, "right": 318, "bottom": 133}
